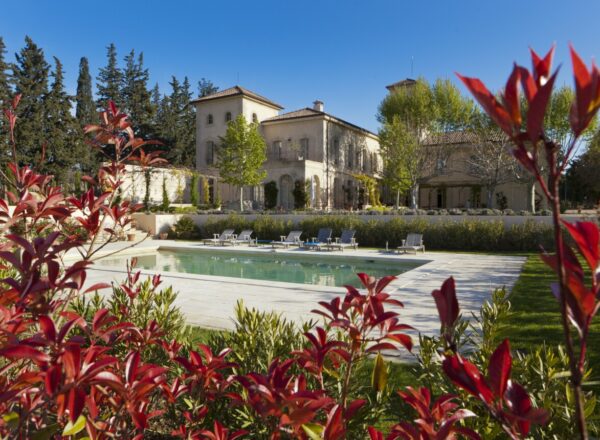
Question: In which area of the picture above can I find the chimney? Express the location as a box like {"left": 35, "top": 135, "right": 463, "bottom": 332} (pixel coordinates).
{"left": 313, "top": 100, "right": 324, "bottom": 112}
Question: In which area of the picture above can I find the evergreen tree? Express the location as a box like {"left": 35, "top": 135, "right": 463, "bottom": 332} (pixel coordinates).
{"left": 121, "top": 50, "right": 153, "bottom": 135}
{"left": 96, "top": 43, "right": 122, "bottom": 110}
{"left": 12, "top": 36, "right": 50, "bottom": 166}
{"left": 177, "top": 77, "right": 196, "bottom": 166}
{"left": 75, "top": 57, "right": 95, "bottom": 125}
{"left": 44, "top": 57, "right": 78, "bottom": 185}
{"left": 0, "top": 37, "right": 13, "bottom": 172}
{"left": 197, "top": 78, "right": 218, "bottom": 97}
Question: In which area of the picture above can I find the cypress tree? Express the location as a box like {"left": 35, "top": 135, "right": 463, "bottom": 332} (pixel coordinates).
{"left": 12, "top": 36, "right": 50, "bottom": 166}
{"left": 75, "top": 57, "right": 95, "bottom": 126}
{"left": 121, "top": 50, "right": 152, "bottom": 135}
{"left": 96, "top": 43, "right": 122, "bottom": 110}
{"left": 197, "top": 78, "right": 218, "bottom": 97}
{"left": 178, "top": 77, "right": 196, "bottom": 167}
{"left": 44, "top": 57, "right": 78, "bottom": 185}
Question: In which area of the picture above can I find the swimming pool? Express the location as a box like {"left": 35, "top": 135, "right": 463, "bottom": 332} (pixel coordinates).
{"left": 95, "top": 249, "right": 424, "bottom": 287}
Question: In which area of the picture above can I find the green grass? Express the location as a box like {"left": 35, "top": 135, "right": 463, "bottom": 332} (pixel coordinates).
{"left": 503, "top": 253, "right": 600, "bottom": 383}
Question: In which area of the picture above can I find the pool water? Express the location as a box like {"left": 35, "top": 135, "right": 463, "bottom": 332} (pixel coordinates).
{"left": 96, "top": 249, "right": 423, "bottom": 287}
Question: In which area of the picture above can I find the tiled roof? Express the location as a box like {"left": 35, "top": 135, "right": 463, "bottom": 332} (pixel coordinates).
{"left": 386, "top": 78, "right": 417, "bottom": 91}
{"left": 190, "top": 85, "right": 283, "bottom": 109}
{"left": 423, "top": 130, "right": 507, "bottom": 145}
{"left": 262, "top": 108, "right": 377, "bottom": 137}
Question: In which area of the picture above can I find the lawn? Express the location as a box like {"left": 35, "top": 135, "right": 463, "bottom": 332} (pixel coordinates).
{"left": 502, "top": 253, "right": 600, "bottom": 384}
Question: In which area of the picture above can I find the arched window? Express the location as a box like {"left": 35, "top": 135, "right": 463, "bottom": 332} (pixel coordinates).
{"left": 252, "top": 113, "right": 258, "bottom": 123}
{"left": 225, "top": 112, "right": 232, "bottom": 122}
{"left": 207, "top": 114, "right": 213, "bottom": 125}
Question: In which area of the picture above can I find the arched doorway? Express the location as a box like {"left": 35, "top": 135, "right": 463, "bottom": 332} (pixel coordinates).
{"left": 279, "top": 175, "right": 293, "bottom": 209}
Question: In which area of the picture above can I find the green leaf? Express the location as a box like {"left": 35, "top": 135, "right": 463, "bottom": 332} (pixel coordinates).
{"left": 62, "top": 415, "right": 86, "bottom": 436}
{"left": 371, "top": 352, "right": 388, "bottom": 392}
{"left": 2, "top": 412, "right": 19, "bottom": 428}
{"left": 32, "top": 424, "right": 60, "bottom": 440}
{"left": 302, "top": 423, "right": 324, "bottom": 439}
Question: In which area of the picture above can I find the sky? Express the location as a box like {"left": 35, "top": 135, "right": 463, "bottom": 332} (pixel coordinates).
{"left": 1, "top": 0, "right": 599, "bottom": 133}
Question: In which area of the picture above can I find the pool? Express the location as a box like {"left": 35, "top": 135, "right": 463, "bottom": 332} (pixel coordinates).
{"left": 95, "top": 249, "right": 424, "bottom": 287}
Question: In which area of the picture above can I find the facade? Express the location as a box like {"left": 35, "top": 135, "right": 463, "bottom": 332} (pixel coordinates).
{"left": 192, "top": 86, "right": 380, "bottom": 210}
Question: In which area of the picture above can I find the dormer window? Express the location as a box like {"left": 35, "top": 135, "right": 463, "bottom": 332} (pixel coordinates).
{"left": 225, "top": 112, "right": 232, "bottom": 122}
{"left": 207, "top": 114, "right": 213, "bottom": 125}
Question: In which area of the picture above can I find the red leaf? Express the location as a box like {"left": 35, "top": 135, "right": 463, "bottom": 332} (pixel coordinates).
{"left": 442, "top": 355, "right": 494, "bottom": 403}
{"left": 487, "top": 339, "right": 512, "bottom": 398}
{"left": 39, "top": 315, "right": 57, "bottom": 342}
{"left": 527, "top": 70, "right": 559, "bottom": 142}
{"left": 68, "top": 387, "right": 86, "bottom": 422}
{"left": 563, "top": 221, "right": 599, "bottom": 271}
{"left": 0, "top": 345, "right": 50, "bottom": 365}
{"left": 530, "top": 45, "right": 555, "bottom": 85}
{"left": 432, "top": 277, "right": 459, "bottom": 329}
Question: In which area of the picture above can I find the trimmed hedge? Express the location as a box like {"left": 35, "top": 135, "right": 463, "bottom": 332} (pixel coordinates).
{"left": 189, "top": 214, "right": 555, "bottom": 252}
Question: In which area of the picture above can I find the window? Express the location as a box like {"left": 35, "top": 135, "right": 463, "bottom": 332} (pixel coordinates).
{"left": 225, "top": 112, "right": 232, "bottom": 122}
{"left": 206, "top": 141, "right": 216, "bottom": 165}
{"left": 347, "top": 144, "right": 354, "bottom": 168}
{"left": 299, "top": 138, "right": 309, "bottom": 160}
{"left": 371, "top": 153, "right": 378, "bottom": 172}
{"left": 272, "top": 141, "right": 282, "bottom": 160}
{"left": 252, "top": 113, "right": 258, "bottom": 123}
{"left": 436, "top": 158, "right": 447, "bottom": 173}
{"left": 362, "top": 150, "right": 369, "bottom": 172}
{"left": 333, "top": 138, "right": 340, "bottom": 165}
{"left": 207, "top": 114, "right": 213, "bottom": 125}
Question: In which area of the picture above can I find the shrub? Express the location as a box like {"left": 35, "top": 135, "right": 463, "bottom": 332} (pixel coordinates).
{"left": 161, "top": 177, "right": 170, "bottom": 211}
{"left": 190, "top": 173, "right": 199, "bottom": 207}
{"left": 170, "top": 215, "right": 201, "bottom": 239}
{"left": 292, "top": 179, "right": 310, "bottom": 209}
{"left": 264, "top": 180, "right": 278, "bottom": 209}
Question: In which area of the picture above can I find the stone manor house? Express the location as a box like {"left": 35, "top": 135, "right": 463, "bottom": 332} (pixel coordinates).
{"left": 193, "top": 86, "right": 380, "bottom": 210}
{"left": 192, "top": 83, "right": 540, "bottom": 211}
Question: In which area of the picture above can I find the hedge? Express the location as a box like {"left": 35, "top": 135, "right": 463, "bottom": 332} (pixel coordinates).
{"left": 186, "top": 214, "right": 555, "bottom": 252}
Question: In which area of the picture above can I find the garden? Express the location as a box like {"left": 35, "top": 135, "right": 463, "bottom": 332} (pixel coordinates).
{"left": 0, "top": 45, "right": 599, "bottom": 440}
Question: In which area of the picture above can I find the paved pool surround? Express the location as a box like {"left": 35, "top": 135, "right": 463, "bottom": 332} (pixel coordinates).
{"left": 73, "top": 240, "right": 526, "bottom": 358}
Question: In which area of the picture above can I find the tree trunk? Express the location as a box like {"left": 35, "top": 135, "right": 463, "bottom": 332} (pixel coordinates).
{"left": 395, "top": 189, "right": 400, "bottom": 209}
{"left": 410, "top": 184, "right": 419, "bottom": 209}
{"left": 529, "top": 182, "right": 536, "bottom": 213}
{"left": 239, "top": 186, "right": 244, "bottom": 212}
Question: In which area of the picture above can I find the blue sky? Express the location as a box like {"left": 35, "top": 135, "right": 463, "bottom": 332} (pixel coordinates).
{"left": 1, "top": 0, "right": 599, "bottom": 132}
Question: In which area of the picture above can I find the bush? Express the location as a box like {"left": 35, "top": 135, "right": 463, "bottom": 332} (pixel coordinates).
{"left": 170, "top": 215, "right": 201, "bottom": 239}
{"left": 264, "top": 180, "right": 278, "bottom": 209}
{"left": 190, "top": 173, "right": 199, "bottom": 207}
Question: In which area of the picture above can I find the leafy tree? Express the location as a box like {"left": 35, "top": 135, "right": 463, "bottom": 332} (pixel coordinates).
{"left": 378, "top": 77, "right": 474, "bottom": 208}
{"left": 75, "top": 57, "right": 95, "bottom": 126}
{"left": 567, "top": 134, "right": 600, "bottom": 206}
{"left": 121, "top": 50, "right": 153, "bottom": 136}
{"left": 378, "top": 117, "right": 413, "bottom": 207}
{"left": 465, "top": 115, "right": 522, "bottom": 208}
{"left": 96, "top": 43, "right": 122, "bottom": 110}
{"left": 217, "top": 114, "right": 267, "bottom": 211}
{"left": 12, "top": 36, "right": 50, "bottom": 167}
{"left": 43, "top": 57, "right": 78, "bottom": 185}
{"left": 198, "top": 78, "right": 218, "bottom": 97}
{"left": 353, "top": 173, "right": 381, "bottom": 207}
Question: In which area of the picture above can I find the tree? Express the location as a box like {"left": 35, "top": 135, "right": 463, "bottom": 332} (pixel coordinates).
{"left": 0, "top": 37, "right": 12, "bottom": 173}
{"left": 198, "top": 78, "right": 218, "bottom": 97}
{"left": 292, "top": 179, "right": 310, "bottom": 209}
{"left": 217, "top": 114, "right": 267, "bottom": 211}
{"left": 43, "top": 57, "right": 79, "bottom": 185}
{"left": 96, "top": 43, "right": 122, "bottom": 110}
{"left": 75, "top": 57, "right": 95, "bottom": 126}
{"left": 190, "top": 173, "right": 199, "bottom": 206}
{"left": 378, "top": 117, "right": 413, "bottom": 207}
{"left": 12, "top": 36, "right": 50, "bottom": 167}
{"left": 567, "top": 134, "right": 600, "bottom": 206}
{"left": 378, "top": 77, "right": 474, "bottom": 208}
{"left": 121, "top": 50, "right": 153, "bottom": 136}
{"left": 464, "top": 115, "right": 522, "bottom": 208}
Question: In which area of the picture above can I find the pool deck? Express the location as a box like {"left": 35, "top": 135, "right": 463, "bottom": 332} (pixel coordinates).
{"left": 74, "top": 239, "right": 526, "bottom": 356}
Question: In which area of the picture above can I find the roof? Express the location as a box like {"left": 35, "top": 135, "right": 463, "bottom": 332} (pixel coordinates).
{"left": 262, "top": 107, "right": 378, "bottom": 138}
{"left": 190, "top": 85, "right": 284, "bottom": 109}
{"left": 423, "top": 130, "right": 507, "bottom": 146}
{"left": 386, "top": 78, "right": 417, "bottom": 91}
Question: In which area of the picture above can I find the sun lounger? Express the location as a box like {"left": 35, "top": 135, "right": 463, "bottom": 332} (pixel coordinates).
{"left": 327, "top": 229, "right": 358, "bottom": 251}
{"left": 303, "top": 228, "right": 333, "bottom": 250}
{"left": 203, "top": 229, "right": 235, "bottom": 245}
{"left": 271, "top": 230, "right": 303, "bottom": 248}
{"left": 222, "top": 229, "right": 254, "bottom": 246}
{"left": 397, "top": 233, "right": 425, "bottom": 254}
